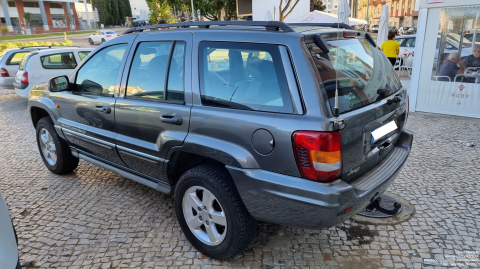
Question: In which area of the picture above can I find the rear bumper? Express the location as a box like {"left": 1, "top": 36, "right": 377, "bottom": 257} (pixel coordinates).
{"left": 14, "top": 85, "right": 32, "bottom": 98}
{"left": 0, "top": 77, "right": 15, "bottom": 89}
{"left": 13, "top": 81, "right": 28, "bottom": 90}
{"left": 228, "top": 130, "right": 413, "bottom": 229}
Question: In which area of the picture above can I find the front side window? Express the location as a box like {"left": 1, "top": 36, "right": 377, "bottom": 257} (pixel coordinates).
{"left": 7, "top": 52, "right": 29, "bottom": 65}
{"left": 199, "top": 42, "right": 293, "bottom": 114}
{"left": 75, "top": 43, "right": 128, "bottom": 95}
{"left": 40, "top": 52, "right": 77, "bottom": 69}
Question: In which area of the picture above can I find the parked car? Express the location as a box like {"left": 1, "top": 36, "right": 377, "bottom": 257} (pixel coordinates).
{"left": 464, "top": 32, "right": 480, "bottom": 43}
{"left": 0, "top": 190, "right": 21, "bottom": 269}
{"left": 0, "top": 47, "right": 59, "bottom": 89}
{"left": 398, "top": 27, "right": 415, "bottom": 35}
{"left": 395, "top": 35, "right": 471, "bottom": 66}
{"left": 14, "top": 48, "right": 93, "bottom": 98}
{"left": 131, "top": 20, "right": 149, "bottom": 27}
{"left": 28, "top": 21, "right": 413, "bottom": 260}
{"left": 370, "top": 24, "right": 379, "bottom": 32}
{"left": 88, "top": 30, "right": 119, "bottom": 45}
{"left": 389, "top": 26, "right": 398, "bottom": 35}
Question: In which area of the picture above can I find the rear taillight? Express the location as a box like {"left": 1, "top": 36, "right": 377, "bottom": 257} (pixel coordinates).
{"left": 1, "top": 68, "right": 9, "bottom": 77}
{"left": 292, "top": 131, "right": 342, "bottom": 182}
{"left": 105, "top": 35, "right": 112, "bottom": 37}
{"left": 343, "top": 31, "right": 356, "bottom": 38}
{"left": 117, "top": 34, "right": 120, "bottom": 36}
{"left": 21, "top": 71, "right": 28, "bottom": 84}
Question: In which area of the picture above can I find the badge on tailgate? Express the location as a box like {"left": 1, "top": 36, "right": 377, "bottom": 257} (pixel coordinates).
{"left": 371, "top": 121, "right": 398, "bottom": 144}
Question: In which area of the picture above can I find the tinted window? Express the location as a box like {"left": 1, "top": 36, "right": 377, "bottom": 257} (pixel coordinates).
{"left": 199, "top": 42, "right": 293, "bottom": 114}
{"left": 7, "top": 52, "right": 28, "bottom": 65}
{"left": 41, "top": 52, "right": 77, "bottom": 69}
{"left": 76, "top": 43, "right": 128, "bottom": 95}
{"left": 78, "top": 51, "right": 91, "bottom": 61}
{"left": 126, "top": 41, "right": 173, "bottom": 99}
{"left": 106, "top": 31, "right": 116, "bottom": 34}
{"left": 23, "top": 2, "right": 39, "bottom": 7}
{"left": 167, "top": 42, "right": 185, "bottom": 101}
{"left": 309, "top": 37, "right": 401, "bottom": 114}
{"left": 395, "top": 39, "right": 404, "bottom": 46}
{"left": 49, "top": 2, "right": 62, "bottom": 8}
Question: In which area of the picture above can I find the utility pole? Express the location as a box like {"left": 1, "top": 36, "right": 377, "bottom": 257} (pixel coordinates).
{"left": 190, "top": 0, "right": 195, "bottom": 21}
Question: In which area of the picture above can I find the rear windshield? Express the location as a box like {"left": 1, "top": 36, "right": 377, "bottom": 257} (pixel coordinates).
{"left": 308, "top": 36, "right": 401, "bottom": 114}
{"left": 106, "top": 31, "right": 116, "bottom": 34}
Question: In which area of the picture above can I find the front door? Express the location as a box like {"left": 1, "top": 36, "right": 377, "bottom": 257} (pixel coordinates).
{"left": 114, "top": 32, "right": 192, "bottom": 181}
{"left": 54, "top": 36, "right": 136, "bottom": 166}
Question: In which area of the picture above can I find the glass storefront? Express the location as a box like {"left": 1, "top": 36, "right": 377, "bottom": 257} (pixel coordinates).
{"left": 414, "top": 4, "right": 480, "bottom": 118}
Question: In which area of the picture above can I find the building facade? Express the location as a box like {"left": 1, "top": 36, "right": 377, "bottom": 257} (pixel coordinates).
{"left": 324, "top": 0, "right": 340, "bottom": 14}
{"left": 358, "top": 0, "right": 418, "bottom": 27}
{"left": 236, "top": 0, "right": 310, "bottom": 21}
{"left": 0, "top": 0, "right": 96, "bottom": 34}
{"left": 129, "top": 0, "right": 149, "bottom": 21}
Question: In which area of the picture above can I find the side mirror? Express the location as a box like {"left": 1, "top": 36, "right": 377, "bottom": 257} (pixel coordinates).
{"left": 49, "top": 75, "right": 70, "bottom": 92}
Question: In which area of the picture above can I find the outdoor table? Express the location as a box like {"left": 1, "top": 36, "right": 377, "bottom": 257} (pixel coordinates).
{"left": 453, "top": 73, "right": 480, "bottom": 83}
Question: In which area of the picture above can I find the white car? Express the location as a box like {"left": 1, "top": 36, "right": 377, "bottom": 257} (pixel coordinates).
{"left": 370, "top": 24, "right": 379, "bottom": 33}
{"left": 0, "top": 190, "right": 20, "bottom": 269}
{"left": 395, "top": 35, "right": 472, "bottom": 64}
{"left": 14, "top": 48, "right": 93, "bottom": 98}
{"left": 88, "top": 30, "right": 119, "bottom": 45}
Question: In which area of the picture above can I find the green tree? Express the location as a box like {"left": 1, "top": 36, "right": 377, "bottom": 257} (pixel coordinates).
{"left": 147, "top": 0, "right": 173, "bottom": 24}
{"left": 165, "top": 0, "right": 237, "bottom": 21}
{"left": 111, "top": 0, "right": 121, "bottom": 25}
{"left": 310, "top": 0, "right": 326, "bottom": 11}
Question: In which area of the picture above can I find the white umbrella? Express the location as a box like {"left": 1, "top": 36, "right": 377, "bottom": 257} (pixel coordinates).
{"left": 377, "top": 6, "right": 390, "bottom": 45}
{"left": 286, "top": 10, "right": 367, "bottom": 26}
{"left": 337, "top": 0, "right": 351, "bottom": 25}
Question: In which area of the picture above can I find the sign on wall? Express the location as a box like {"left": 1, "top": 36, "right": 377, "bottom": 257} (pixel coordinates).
{"left": 419, "top": 0, "right": 480, "bottom": 8}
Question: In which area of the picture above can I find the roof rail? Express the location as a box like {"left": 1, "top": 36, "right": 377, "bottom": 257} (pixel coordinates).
{"left": 19, "top": 45, "right": 80, "bottom": 49}
{"left": 122, "top": 21, "right": 295, "bottom": 35}
{"left": 288, "top": 23, "right": 354, "bottom": 30}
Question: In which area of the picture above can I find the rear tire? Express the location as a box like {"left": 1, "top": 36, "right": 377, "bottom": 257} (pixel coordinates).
{"left": 89, "top": 38, "right": 94, "bottom": 45}
{"left": 175, "top": 164, "right": 256, "bottom": 260}
{"left": 101, "top": 38, "right": 106, "bottom": 43}
{"left": 36, "top": 117, "right": 79, "bottom": 174}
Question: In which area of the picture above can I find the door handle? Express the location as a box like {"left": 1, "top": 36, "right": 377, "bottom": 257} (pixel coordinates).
{"left": 160, "top": 115, "right": 182, "bottom": 125}
{"left": 95, "top": 106, "right": 111, "bottom": 114}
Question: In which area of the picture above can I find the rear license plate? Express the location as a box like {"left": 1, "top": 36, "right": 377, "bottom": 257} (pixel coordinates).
{"left": 371, "top": 121, "right": 398, "bottom": 144}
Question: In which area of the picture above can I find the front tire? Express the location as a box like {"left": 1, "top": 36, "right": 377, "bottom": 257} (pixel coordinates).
{"left": 36, "top": 117, "right": 79, "bottom": 174}
{"left": 175, "top": 165, "right": 256, "bottom": 260}
{"left": 89, "top": 38, "right": 94, "bottom": 45}
{"left": 101, "top": 38, "right": 106, "bottom": 43}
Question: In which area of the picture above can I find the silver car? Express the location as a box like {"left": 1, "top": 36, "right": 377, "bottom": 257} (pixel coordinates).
{"left": 0, "top": 190, "right": 20, "bottom": 269}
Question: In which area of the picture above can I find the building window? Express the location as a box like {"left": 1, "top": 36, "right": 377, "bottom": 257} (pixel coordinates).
{"left": 23, "top": 2, "right": 40, "bottom": 8}
{"left": 7, "top": 1, "right": 15, "bottom": 7}
{"left": 49, "top": 3, "right": 63, "bottom": 9}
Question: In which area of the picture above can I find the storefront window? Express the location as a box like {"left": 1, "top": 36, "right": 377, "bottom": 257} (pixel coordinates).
{"left": 433, "top": 5, "right": 480, "bottom": 83}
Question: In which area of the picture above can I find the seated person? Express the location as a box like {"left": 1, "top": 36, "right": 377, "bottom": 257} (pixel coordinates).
{"left": 438, "top": 52, "right": 465, "bottom": 81}
{"left": 463, "top": 47, "right": 480, "bottom": 72}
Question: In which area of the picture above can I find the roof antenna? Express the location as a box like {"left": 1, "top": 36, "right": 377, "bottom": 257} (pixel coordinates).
{"left": 333, "top": 15, "right": 341, "bottom": 128}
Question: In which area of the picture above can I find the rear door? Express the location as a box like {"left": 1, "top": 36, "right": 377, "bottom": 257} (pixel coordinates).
{"left": 54, "top": 36, "right": 136, "bottom": 166}
{"left": 307, "top": 34, "right": 408, "bottom": 182}
{"left": 114, "top": 32, "right": 192, "bottom": 180}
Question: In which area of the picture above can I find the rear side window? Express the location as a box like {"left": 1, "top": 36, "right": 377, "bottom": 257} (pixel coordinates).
{"left": 126, "top": 41, "right": 186, "bottom": 101}
{"left": 75, "top": 43, "right": 128, "bottom": 95}
{"left": 40, "top": 52, "right": 77, "bottom": 69}
{"left": 78, "top": 51, "right": 91, "bottom": 61}
{"left": 19, "top": 53, "right": 35, "bottom": 70}
{"left": 7, "top": 52, "right": 29, "bottom": 65}
{"left": 199, "top": 42, "right": 293, "bottom": 114}
{"left": 309, "top": 37, "right": 401, "bottom": 114}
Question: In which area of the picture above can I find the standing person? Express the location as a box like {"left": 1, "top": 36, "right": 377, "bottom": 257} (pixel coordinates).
{"left": 380, "top": 32, "right": 400, "bottom": 66}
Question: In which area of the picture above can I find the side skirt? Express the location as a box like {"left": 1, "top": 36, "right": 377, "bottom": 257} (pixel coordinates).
{"left": 72, "top": 150, "right": 172, "bottom": 194}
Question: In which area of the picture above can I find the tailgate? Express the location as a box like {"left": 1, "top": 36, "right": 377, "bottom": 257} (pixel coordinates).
{"left": 306, "top": 33, "right": 407, "bottom": 182}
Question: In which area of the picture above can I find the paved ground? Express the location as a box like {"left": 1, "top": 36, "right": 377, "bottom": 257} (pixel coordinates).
{"left": 0, "top": 89, "right": 479, "bottom": 269}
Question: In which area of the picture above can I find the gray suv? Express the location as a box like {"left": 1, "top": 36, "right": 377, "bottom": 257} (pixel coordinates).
{"left": 27, "top": 21, "right": 413, "bottom": 259}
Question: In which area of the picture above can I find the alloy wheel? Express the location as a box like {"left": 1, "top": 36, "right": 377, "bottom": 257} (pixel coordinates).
{"left": 182, "top": 186, "right": 227, "bottom": 246}
{"left": 39, "top": 128, "right": 57, "bottom": 166}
